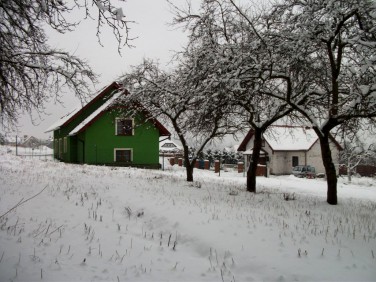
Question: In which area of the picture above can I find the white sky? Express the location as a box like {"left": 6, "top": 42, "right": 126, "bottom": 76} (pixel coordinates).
{"left": 17, "top": 0, "right": 189, "bottom": 139}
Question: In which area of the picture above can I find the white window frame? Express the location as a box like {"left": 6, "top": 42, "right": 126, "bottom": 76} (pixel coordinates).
{"left": 114, "top": 148, "right": 133, "bottom": 162}
{"left": 115, "top": 118, "right": 134, "bottom": 136}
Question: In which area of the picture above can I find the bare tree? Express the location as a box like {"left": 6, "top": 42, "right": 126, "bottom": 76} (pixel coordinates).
{"left": 264, "top": 0, "right": 376, "bottom": 204}
{"left": 121, "top": 55, "right": 238, "bottom": 182}
{"left": 0, "top": 0, "right": 133, "bottom": 127}
{"left": 340, "top": 130, "right": 376, "bottom": 182}
{"left": 172, "top": 0, "right": 376, "bottom": 204}
{"left": 171, "top": 0, "right": 295, "bottom": 192}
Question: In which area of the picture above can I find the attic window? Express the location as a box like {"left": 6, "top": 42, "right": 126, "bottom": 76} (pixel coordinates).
{"left": 162, "top": 143, "right": 176, "bottom": 148}
{"left": 116, "top": 118, "right": 134, "bottom": 136}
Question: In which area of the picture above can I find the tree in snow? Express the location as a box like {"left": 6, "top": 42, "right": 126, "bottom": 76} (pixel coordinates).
{"left": 171, "top": 0, "right": 294, "bottom": 192}
{"left": 205, "top": 149, "right": 214, "bottom": 164}
{"left": 173, "top": 0, "right": 376, "bottom": 203}
{"left": 121, "top": 57, "right": 238, "bottom": 182}
{"left": 340, "top": 131, "right": 376, "bottom": 182}
{"left": 263, "top": 0, "right": 376, "bottom": 204}
{"left": 0, "top": 0, "right": 132, "bottom": 127}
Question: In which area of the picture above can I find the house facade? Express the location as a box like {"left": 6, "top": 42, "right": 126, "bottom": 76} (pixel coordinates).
{"left": 159, "top": 139, "right": 182, "bottom": 155}
{"left": 46, "top": 82, "right": 170, "bottom": 168}
{"left": 238, "top": 125, "right": 342, "bottom": 175}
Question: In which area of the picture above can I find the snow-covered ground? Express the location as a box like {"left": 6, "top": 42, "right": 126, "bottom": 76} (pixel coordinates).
{"left": 5, "top": 145, "right": 53, "bottom": 158}
{"left": 0, "top": 146, "right": 375, "bottom": 281}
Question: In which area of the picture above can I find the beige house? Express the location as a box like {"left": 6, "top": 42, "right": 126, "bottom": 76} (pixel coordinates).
{"left": 237, "top": 125, "right": 342, "bottom": 175}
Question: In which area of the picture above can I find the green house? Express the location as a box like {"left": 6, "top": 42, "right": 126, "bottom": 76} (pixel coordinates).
{"left": 46, "top": 81, "right": 170, "bottom": 168}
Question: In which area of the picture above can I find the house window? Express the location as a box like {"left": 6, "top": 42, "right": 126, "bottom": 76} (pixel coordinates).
{"left": 292, "top": 156, "right": 299, "bottom": 167}
{"left": 162, "top": 143, "right": 176, "bottom": 148}
{"left": 116, "top": 118, "right": 134, "bottom": 136}
{"left": 114, "top": 149, "right": 133, "bottom": 162}
{"left": 63, "top": 137, "right": 67, "bottom": 153}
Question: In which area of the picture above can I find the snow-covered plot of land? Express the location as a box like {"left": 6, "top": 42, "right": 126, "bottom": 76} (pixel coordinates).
{"left": 6, "top": 146, "right": 53, "bottom": 157}
{"left": 0, "top": 146, "right": 375, "bottom": 281}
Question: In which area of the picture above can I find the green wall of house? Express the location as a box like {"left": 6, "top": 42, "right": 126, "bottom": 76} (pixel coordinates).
{"left": 53, "top": 86, "right": 119, "bottom": 162}
{"left": 54, "top": 109, "right": 161, "bottom": 167}
{"left": 79, "top": 111, "right": 160, "bottom": 166}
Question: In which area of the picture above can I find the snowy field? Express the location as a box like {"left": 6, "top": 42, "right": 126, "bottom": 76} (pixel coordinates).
{"left": 0, "top": 146, "right": 375, "bottom": 282}
{"left": 5, "top": 146, "right": 53, "bottom": 160}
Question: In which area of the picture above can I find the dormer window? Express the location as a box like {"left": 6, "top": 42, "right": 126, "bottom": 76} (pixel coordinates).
{"left": 162, "top": 143, "right": 176, "bottom": 148}
{"left": 116, "top": 118, "right": 134, "bottom": 136}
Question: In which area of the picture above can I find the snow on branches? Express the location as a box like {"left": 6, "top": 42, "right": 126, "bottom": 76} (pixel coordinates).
{"left": 0, "top": 0, "right": 132, "bottom": 127}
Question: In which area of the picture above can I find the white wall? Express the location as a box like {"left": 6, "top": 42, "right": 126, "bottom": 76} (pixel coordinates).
{"left": 244, "top": 135, "right": 341, "bottom": 175}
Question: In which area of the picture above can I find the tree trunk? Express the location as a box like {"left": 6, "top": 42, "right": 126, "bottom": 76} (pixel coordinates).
{"left": 186, "top": 163, "right": 194, "bottom": 182}
{"left": 180, "top": 143, "right": 194, "bottom": 182}
{"left": 347, "top": 160, "right": 352, "bottom": 183}
{"left": 183, "top": 152, "right": 194, "bottom": 182}
{"left": 319, "top": 134, "right": 338, "bottom": 205}
{"left": 247, "top": 129, "right": 263, "bottom": 193}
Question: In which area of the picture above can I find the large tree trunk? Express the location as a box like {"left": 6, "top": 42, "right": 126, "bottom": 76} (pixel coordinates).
{"left": 183, "top": 146, "right": 194, "bottom": 182}
{"left": 186, "top": 163, "right": 194, "bottom": 182}
{"left": 319, "top": 134, "right": 338, "bottom": 205}
{"left": 247, "top": 129, "right": 263, "bottom": 193}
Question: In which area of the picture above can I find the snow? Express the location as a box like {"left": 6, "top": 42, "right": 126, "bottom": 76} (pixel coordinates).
{"left": 45, "top": 108, "right": 80, "bottom": 133}
{"left": 45, "top": 83, "right": 118, "bottom": 133}
{"left": 159, "top": 139, "right": 182, "bottom": 153}
{"left": 115, "top": 8, "right": 125, "bottom": 21}
{"left": 6, "top": 146, "right": 53, "bottom": 157}
{"left": 69, "top": 91, "right": 123, "bottom": 136}
{"left": 0, "top": 146, "right": 375, "bottom": 281}
{"left": 265, "top": 126, "right": 318, "bottom": 151}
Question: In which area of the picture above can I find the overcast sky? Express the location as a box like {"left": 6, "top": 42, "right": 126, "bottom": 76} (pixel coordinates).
{"left": 18, "top": 0, "right": 189, "bottom": 139}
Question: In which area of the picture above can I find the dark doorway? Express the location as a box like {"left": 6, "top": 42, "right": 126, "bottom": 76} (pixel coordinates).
{"left": 292, "top": 156, "right": 299, "bottom": 167}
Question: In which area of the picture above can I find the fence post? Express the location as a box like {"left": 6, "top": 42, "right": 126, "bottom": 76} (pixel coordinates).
{"left": 214, "top": 160, "right": 220, "bottom": 174}
{"left": 204, "top": 160, "right": 210, "bottom": 170}
{"left": 238, "top": 162, "right": 244, "bottom": 173}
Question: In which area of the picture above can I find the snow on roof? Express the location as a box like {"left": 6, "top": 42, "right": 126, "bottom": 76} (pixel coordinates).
{"left": 45, "top": 82, "right": 122, "bottom": 133}
{"left": 243, "top": 149, "right": 268, "bottom": 155}
{"left": 159, "top": 139, "right": 182, "bottom": 152}
{"left": 45, "top": 107, "right": 81, "bottom": 133}
{"left": 69, "top": 91, "right": 123, "bottom": 136}
{"left": 264, "top": 126, "right": 318, "bottom": 151}
{"left": 160, "top": 139, "right": 180, "bottom": 147}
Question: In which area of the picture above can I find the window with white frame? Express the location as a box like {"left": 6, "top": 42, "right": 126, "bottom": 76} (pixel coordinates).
{"left": 114, "top": 148, "right": 133, "bottom": 162}
{"left": 115, "top": 118, "right": 134, "bottom": 136}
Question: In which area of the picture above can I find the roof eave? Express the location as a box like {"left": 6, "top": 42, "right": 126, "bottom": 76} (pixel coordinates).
{"left": 237, "top": 129, "right": 255, "bottom": 151}
{"left": 59, "top": 81, "right": 122, "bottom": 130}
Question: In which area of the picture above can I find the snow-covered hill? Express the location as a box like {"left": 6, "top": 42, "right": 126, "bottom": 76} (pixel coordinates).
{"left": 0, "top": 146, "right": 375, "bottom": 281}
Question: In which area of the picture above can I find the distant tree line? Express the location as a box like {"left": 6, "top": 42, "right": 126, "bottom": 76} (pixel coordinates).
{"left": 193, "top": 148, "right": 242, "bottom": 165}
